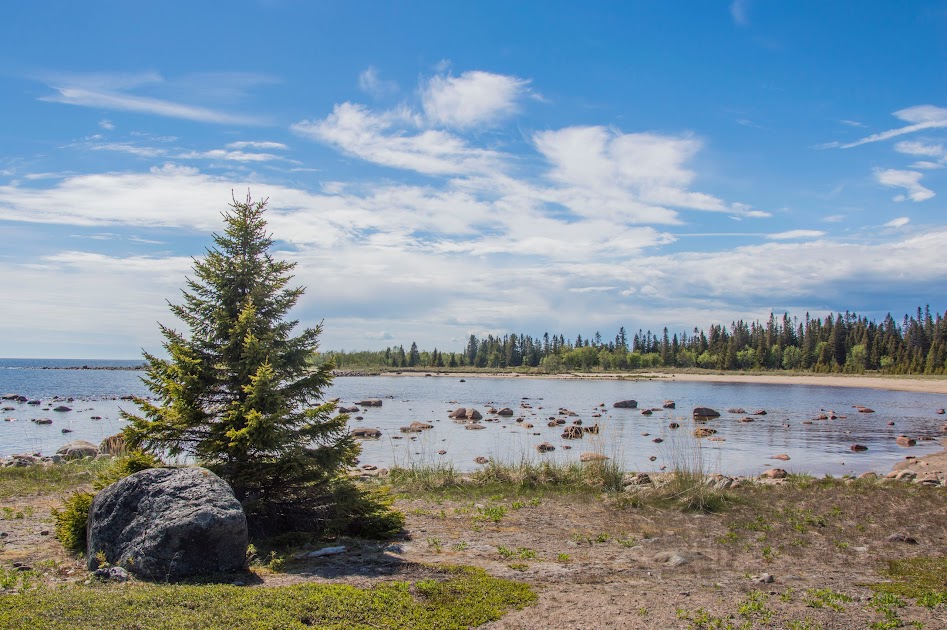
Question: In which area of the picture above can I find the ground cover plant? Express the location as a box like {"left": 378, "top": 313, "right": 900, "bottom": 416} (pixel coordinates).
{"left": 0, "top": 566, "right": 535, "bottom": 629}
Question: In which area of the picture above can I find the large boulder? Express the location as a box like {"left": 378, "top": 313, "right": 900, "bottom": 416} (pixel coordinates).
{"left": 613, "top": 400, "right": 638, "bottom": 409}
{"left": 87, "top": 467, "right": 248, "bottom": 580}
{"left": 56, "top": 440, "right": 99, "bottom": 460}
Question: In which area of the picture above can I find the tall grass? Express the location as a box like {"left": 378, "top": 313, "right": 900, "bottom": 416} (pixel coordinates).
{"left": 388, "top": 455, "right": 623, "bottom": 496}
{"left": 647, "top": 429, "right": 732, "bottom": 513}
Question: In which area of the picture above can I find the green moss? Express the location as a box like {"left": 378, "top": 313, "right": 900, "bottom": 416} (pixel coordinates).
{"left": 0, "top": 566, "right": 535, "bottom": 629}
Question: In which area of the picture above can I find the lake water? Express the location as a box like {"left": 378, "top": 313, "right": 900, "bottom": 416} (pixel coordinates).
{"left": 2, "top": 359, "right": 945, "bottom": 477}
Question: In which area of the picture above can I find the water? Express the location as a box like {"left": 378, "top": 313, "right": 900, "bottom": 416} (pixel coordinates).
{"left": 1, "top": 360, "right": 944, "bottom": 477}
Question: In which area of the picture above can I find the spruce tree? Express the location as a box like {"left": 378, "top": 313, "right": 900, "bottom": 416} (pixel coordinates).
{"left": 123, "top": 194, "right": 357, "bottom": 532}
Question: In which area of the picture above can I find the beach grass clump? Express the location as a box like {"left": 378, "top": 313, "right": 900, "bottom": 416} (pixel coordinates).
{"left": 642, "top": 432, "right": 733, "bottom": 513}
{"left": 0, "top": 565, "right": 536, "bottom": 630}
{"left": 387, "top": 455, "right": 627, "bottom": 498}
{"left": 388, "top": 462, "right": 464, "bottom": 492}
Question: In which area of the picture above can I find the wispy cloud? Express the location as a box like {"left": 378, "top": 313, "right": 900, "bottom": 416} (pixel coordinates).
{"left": 883, "top": 217, "right": 910, "bottom": 228}
{"left": 292, "top": 102, "right": 502, "bottom": 176}
{"left": 225, "top": 141, "right": 288, "bottom": 150}
{"left": 874, "top": 168, "right": 935, "bottom": 202}
{"left": 98, "top": 119, "right": 115, "bottom": 130}
{"left": 837, "top": 105, "right": 947, "bottom": 149}
{"left": 358, "top": 66, "right": 398, "bottom": 98}
{"left": 894, "top": 140, "right": 944, "bottom": 157}
{"left": 43, "top": 87, "right": 266, "bottom": 125}
{"left": 730, "top": 0, "right": 750, "bottom": 26}
{"left": 38, "top": 71, "right": 269, "bottom": 125}
{"left": 767, "top": 230, "right": 825, "bottom": 240}
{"left": 176, "top": 149, "right": 284, "bottom": 162}
{"left": 88, "top": 142, "right": 168, "bottom": 158}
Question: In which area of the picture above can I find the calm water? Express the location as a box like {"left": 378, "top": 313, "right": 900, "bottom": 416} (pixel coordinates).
{"left": 2, "top": 359, "right": 945, "bottom": 476}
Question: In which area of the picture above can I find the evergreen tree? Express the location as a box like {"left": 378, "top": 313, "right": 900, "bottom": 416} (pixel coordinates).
{"left": 407, "top": 342, "right": 421, "bottom": 367}
{"left": 122, "top": 195, "right": 358, "bottom": 532}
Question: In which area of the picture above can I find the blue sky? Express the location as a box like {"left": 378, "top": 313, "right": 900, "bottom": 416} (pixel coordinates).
{"left": 2, "top": 1, "right": 946, "bottom": 359}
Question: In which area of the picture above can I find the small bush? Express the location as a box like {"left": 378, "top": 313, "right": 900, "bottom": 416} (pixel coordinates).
{"left": 52, "top": 491, "right": 94, "bottom": 553}
{"left": 52, "top": 451, "right": 160, "bottom": 554}
{"left": 92, "top": 451, "right": 161, "bottom": 491}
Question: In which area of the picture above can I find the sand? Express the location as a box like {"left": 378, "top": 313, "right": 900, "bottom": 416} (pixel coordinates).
{"left": 403, "top": 369, "right": 947, "bottom": 395}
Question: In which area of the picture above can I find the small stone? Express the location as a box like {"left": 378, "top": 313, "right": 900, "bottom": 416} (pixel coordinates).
{"left": 754, "top": 573, "right": 774, "bottom": 584}
{"left": 93, "top": 566, "right": 129, "bottom": 582}
{"left": 885, "top": 533, "right": 918, "bottom": 545}
{"left": 653, "top": 551, "right": 690, "bottom": 567}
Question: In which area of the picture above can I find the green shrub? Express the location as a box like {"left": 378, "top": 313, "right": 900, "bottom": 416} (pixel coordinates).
{"left": 53, "top": 451, "right": 160, "bottom": 554}
{"left": 92, "top": 451, "right": 161, "bottom": 491}
{"left": 52, "top": 491, "right": 94, "bottom": 553}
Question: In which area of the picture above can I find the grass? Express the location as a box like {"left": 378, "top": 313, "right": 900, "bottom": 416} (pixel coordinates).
{"left": 871, "top": 556, "right": 947, "bottom": 609}
{"left": 0, "top": 458, "right": 111, "bottom": 499}
{"left": 387, "top": 454, "right": 624, "bottom": 499}
{"left": 0, "top": 565, "right": 535, "bottom": 629}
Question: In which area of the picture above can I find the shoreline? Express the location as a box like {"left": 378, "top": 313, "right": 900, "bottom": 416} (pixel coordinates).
{"left": 362, "top": 369, "right": 947, "bottom": 395}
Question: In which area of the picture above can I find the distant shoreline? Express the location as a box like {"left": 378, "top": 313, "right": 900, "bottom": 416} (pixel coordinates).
{"left": 335, "top": 369, "right": 947, "bottom": 395}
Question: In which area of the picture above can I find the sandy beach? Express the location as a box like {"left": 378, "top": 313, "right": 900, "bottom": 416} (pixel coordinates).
{"left": 392, "top": 369, "right": 947, "bottom": 395}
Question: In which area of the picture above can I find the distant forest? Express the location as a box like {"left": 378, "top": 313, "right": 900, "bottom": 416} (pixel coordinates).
{"left": 320, "top": 306, "right": 947, "bottom": 375}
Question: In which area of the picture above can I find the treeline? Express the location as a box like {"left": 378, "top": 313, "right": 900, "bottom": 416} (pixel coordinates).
{"left": 320, "top": 306, "right": 947, "bottom": 375}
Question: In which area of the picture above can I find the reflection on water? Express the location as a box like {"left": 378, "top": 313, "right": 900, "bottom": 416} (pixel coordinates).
{"left": 1, "top": 363, "right": 944, "bottom": 477}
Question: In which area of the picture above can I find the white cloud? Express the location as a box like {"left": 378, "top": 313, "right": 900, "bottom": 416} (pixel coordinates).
{"left": 839, "top": 105, "right": 947, "bottom": 148}
{"left": 98, "top": 119, "right": 115, "bottom": 130}
{"left": 894, "top": 140, "right": 944, "bottom": 157}
{"left": 874, "top": 168, "right": 935, "bottom": 202}
{"left": 911, "top": 160, "right": 944, "bottom": 170}
{"left": 38, "top": 71, "right": 268, "bottom": 125}
{"left": 176, "top": 149, "right": 283, "bottom": 162}
{"left": 88, "top": 142, "right": 168, "bottom": 158}
{"left": 532, "top": 126, "right": 747, "bottom": 223}
{"left": 358, "top": 66, "right": 398, "bottom": 97}
{"left": 43, "top": 87, "right": 265, "bottom": 125}
{"left": 884, "top": 217, "right": 910, "bottom": 228}
{"left": 292, "top": 102, "right": 502, "bottom": 176}
{"left": 569, "top": 286, "right": 616, "bottom": 293}
{"left": 225, "top": 141, "right": 288, "bottom": 150}
{"left": 766, "top": 230, "right": 825, "bottom": 240}
{"left": 744, "top": 210, "right": 772, "bottom": 218}
{"left": 421, "top": 71, "right": 530, "bottom": 129}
